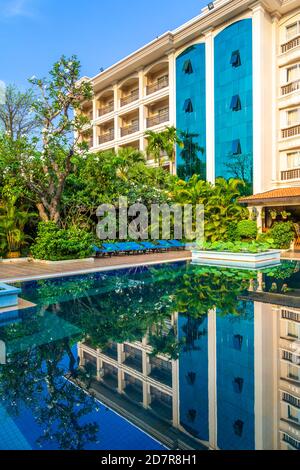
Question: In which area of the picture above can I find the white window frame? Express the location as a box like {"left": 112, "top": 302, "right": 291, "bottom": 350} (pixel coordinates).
{"left": 287, "top": 108, "right": 300, "bottom": 127}
{"left": 286, "top": 64, "right": 300, "bottom": 83}
{"left": 286, "top": 21, "right": 300, "bottom": 41}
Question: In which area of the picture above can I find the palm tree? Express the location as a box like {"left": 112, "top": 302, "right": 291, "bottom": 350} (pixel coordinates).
{"left": 162, "top": 126, "right": 183, "bottom": 175}
{"left": 115, "top": 147, "right": 145, "bottom": 182}
{"left": 145, "top": 130, "right": 166, "bottom": 167}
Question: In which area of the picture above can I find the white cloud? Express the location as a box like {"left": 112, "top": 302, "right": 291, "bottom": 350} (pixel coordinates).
{"left": 2, "top": 0, "right": 35, "bottom": 18}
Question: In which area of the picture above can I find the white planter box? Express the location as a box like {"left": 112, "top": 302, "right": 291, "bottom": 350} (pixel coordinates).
{"left": 192, "top": 250, "right": 281, "bottom": 269}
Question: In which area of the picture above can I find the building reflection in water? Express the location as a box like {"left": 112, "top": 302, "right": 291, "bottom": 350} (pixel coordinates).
{"left": 78, "top": 284, "right": 300, "bottom": 451}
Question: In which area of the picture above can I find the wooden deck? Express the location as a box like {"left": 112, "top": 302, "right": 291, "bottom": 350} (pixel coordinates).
{"left": 0, "top": 251, "right": 191, "bottom": 283}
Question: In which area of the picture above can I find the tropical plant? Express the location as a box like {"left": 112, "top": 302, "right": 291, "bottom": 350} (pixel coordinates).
{"left": 236, "top": 219, "right": 258, "bottom": 240}
{"left": 199, "top": 240, "right": 273, "bottom": 253}
{"left": 0, "top": 56, "right": 93, "bottom": 224}
{"left": 268, "top": 221, "right": 295, "bottom": 249}
{"left": 172, "top": 176, "right": 248, "bottom": 242}
{"left": 31, "top": 221, "right": 94, "bottom": 261}
{"left": 145, "top": 126, "right": 183, "bottom": 172}
{"left": 0, "top": 195, "right": 36, "bottom": 256}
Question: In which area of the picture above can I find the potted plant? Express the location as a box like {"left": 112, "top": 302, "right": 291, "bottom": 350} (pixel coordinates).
{"left": 270, "top": 209, "right": 278, "bottom": 221}
{"left": 280, "top": 210, "right": 291, "bottom": 220}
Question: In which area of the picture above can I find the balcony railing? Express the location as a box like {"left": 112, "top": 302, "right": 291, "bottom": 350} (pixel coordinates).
{"left": 120, "top": 122, "right": 139, "bottom": 137}
{"left": 98, "top": 131, "right": 114, "bottom": 144}
{"left": 282, "top": 433, "right": 300, "bottom": 450}
{"left": 283, "top": 350, "right": 300, "bottom": 364}
{"left": 281, "top": 35, "right": 300, "bottom": 53}
{"left": 281, "top": 168, "right": 300, "bottom": 180}
{"left": 146, "top": 75, "right": 169, "bottom": 95}
{"left": 120, "top": 89, "right": 139, "bottom": 107}
{"left": 281, "top": 79, "right": 300, "bottom": 96}
{"left": 282, "top": 310, "right": 300, "bottom": 322}
{"left": 98, "top": 103, "right": 114, "bottom": 117}
{"left": 147, "top": 109, "right": 169, "bottom": 128}
{"left": 282, "top": 124, "right": 300, "bottom": 139}
{"left": 282, "top": 392, "right": 300, "bottom": 409}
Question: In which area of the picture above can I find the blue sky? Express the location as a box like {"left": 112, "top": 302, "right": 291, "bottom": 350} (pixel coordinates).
{"left": 0, "top": 0, "right": 208, "bottom": 88}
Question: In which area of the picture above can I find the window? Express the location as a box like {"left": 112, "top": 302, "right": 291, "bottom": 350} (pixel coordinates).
{"left": 183, "top": 99, "right": 193, "bottom": 113}
{"left": 230, "top": 50, "right": 241, "bottom": 67}
{"left": 230, "top": 95, "right": 241, "bottom": 111}
{"left": 183, "top": 59, "right": 193, "bottom": 74}
{"left": 287, "top": 108, "right": 300, "bottom": 126}
{"left": 186, "top": 372, "right": 196, "bottom": 385}
{"left": 288, "top": 364, "right": 300, "bottom": 381}
{"left": 287, "top": 321, "right": 300, "bottom": 339}
{"left": 233, "top": 377, "right": 244, "bottom": 394}
{"left": 233, "top": 420, "right": 244, "bottom": 437}
{"left": 286, "top": 22, "right": 300, "bottom": 41}
{"left": 187, "top": 409, "right": 197, "bottom": 422}
{"left": 288, "top": 405, "right": 300, "bottom": 423}
{"left": 232, "top": 139, "right": 242, "bottom": 155}
{"left": 233, "top": 334, "right": 243, "bottom": 351}
{"left": 287, "top": 151, "right": 300, "bottom": 169}
{"left": 287, "top": 64, "right": 300, "bottom": 83}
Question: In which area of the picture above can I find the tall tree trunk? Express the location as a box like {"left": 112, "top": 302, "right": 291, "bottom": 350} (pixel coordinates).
{"left": 36, "top": 203, "right": 49, "bottom": 222}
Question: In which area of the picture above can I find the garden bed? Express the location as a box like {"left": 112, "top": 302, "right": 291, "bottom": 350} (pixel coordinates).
{"left": 192, "top": 249, "right": 281, "bottom": 269}
{"left": 0, "top": 283, "right": 21, "bottom": 309}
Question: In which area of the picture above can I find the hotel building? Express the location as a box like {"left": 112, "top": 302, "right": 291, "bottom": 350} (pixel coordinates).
{"left": 79, "top": 0, "right": 300, "bottom": 222}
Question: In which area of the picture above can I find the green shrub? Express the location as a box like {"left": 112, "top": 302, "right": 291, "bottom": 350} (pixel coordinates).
{"left": 31, "top": 222, "right": 94, "bottom": 261}
{"left": 199, "top": 240, "right": 273, "bottom": 253}
{"left": 236, "top": 220, "right": 258, "bottom": 240}
{"left": 268, "top": 222, "right": 294, "bottom": 249}
{"left": 226, "top": 221, "right": 239, "bottom": 241}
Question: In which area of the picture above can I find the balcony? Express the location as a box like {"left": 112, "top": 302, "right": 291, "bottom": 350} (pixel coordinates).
{"left": 282, "top": 310, "right": 300, "bottom": 322}
{"left": 120, "top": 89, "right": 139, "bottom": 107}
{"left": 281, "top": 168, "right": 300, "bottom": 180}
{"left": 98, "top": 103, "right": 114, "bottom": 117}
{"left": 123, "top": 345, "right": 142, "bottom": 372}
{"left": 281, "top": 79, "right": 300, "bottom": 96}
{"left": 146, "top": 75, "right": 169, "bottom": 95}
{"left": 147, "top": 109, "right": 169, "bottom": 128}
{"left": 281, "top": 35, "right": 300, "bottom": 54}
{"left": 282, "top": 392, "right": 300, "bottom": 409}
{"left": 120, "top": 122, "right": 139, "bottom": 137}
{"left": 102, "top": 343, "right": 118, "bottom": 361}
{"left": 98, "top": 130, "right": 114, "bottom": 145}
{"left": 282, "top": 124, "right": 300, "bottom": 138}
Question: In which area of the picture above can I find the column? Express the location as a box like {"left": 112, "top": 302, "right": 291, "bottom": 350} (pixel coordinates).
{"left": 271, "top": 13, "right": 281, "bottom": 183}
{"left": 113, "top": 82, "right": 119, "bottom": 144}
{"left": 252, "top": 3, "right": 273, "bottom": 194}
{"left": 204, "top": 29, "right": 215, "bottom": 184}
{"left": 138, "top": 69, "right": 145, "bottom": 152}
{"left": 208, "top": 308, "right": 217, "bottom": 449}
{"left": 92, "top": 97, "right": 97, "bottom": 148}
{"left": 172, "top": 359, "right": 179, "bottom": 427}
{"left": 168, "top": 50, "right": 176, "bottom": 127}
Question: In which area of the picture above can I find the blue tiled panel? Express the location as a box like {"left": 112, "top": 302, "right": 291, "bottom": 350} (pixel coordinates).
{"left": 214, "top": 20, "right": 253, "bottom": 186}
{"left": 178, "top": 314, "right": 209, "bottom": 441}
{"left": 176, "top": 44, "right": 206, "bottom": 180}
{"left": 0, "top": 404, "right": 31, "bottom": 450}
{"left": 216, "top": 301, "right": 255, "bottom": 450}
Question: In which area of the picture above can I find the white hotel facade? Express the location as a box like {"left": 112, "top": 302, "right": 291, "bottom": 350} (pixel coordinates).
{"left": 80, "top": 0, "right": 300, "bottom": 231}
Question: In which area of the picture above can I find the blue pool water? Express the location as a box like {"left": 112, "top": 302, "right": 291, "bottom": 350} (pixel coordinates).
{"left": 0, "top": 260, "right": 300, "bottom": 450}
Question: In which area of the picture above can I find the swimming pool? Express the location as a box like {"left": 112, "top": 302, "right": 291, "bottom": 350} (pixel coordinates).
{"left": 0, "top": 260, "right": 299, "bottom": 450}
